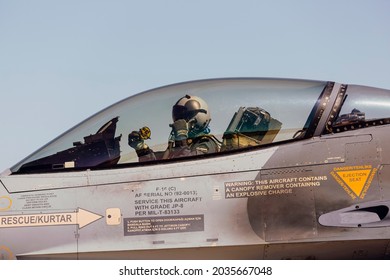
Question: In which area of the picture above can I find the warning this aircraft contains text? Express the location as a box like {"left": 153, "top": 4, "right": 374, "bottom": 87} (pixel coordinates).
{"left": 224, "top": 176, "right": 327, "bottom": 199}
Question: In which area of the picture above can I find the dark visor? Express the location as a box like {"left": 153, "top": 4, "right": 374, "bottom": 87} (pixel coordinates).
{"left": 172, "top": 100, "right": 206, "bottom": 121}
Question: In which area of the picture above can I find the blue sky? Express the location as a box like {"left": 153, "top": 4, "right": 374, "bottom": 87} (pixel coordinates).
{"left": 1, "top": 0, "right": 390, "bottom": 172}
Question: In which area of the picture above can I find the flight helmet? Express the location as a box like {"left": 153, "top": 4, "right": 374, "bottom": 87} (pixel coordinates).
{"left": 172, "top": 95, "right": 211, "bottom": 136}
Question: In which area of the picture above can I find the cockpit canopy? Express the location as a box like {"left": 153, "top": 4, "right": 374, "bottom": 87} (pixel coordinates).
{"left": 11, "top": 78, "right": 390, "bottom": 174}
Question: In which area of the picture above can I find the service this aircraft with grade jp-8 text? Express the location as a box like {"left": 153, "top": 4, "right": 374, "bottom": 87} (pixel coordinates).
{"left": 1, "top": 78, "right": 390, "bottom": 260}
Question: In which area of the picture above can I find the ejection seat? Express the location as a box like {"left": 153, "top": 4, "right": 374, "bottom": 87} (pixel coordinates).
{"left": 221, "top": 107, "right": 282, "bottom": 151}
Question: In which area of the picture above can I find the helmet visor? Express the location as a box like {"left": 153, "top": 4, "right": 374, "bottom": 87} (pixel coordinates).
{"left": 172, "top": 98, "right": 200, "bottom": 119}
{"left": 172, "top": 105, "right": 193, "bottom": 121}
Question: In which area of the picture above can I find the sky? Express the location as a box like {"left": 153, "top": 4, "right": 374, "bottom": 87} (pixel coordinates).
{"left": 1, "top": 0, "right": 390, "bottom": 172}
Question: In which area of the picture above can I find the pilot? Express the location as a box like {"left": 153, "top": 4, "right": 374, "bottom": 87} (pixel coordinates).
{"left": 128, "top": 95, "right": 220, "bottom": 161}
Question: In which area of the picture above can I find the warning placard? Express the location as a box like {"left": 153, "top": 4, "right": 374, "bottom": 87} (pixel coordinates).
{"left": 124, "top": 215, "right": 204, "bottom": 236}
{"left": 224, "top": 176, "right": 327, "bottom": 199}
{"left": 331, "top": 165, "right": 377, "bottom": 199}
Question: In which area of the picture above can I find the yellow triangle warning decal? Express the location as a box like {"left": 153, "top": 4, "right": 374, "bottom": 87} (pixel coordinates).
{"left": 331, "top": 165, "right": 378, "bottom": 200}
{"left": 335, "top": 169, "right": 371, "bottom": 197}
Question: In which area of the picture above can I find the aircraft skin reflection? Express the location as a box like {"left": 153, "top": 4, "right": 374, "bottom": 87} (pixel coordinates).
{"left": 1, "top": 78, "right": 390, "bottom": 259}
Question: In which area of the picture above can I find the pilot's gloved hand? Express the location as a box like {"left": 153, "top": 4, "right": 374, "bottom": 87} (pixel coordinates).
{"left": 171, "top": 119, "right": 189, "bottom": 141}
{"left": 128, "top": 131, "right": 147, "bottom": 150}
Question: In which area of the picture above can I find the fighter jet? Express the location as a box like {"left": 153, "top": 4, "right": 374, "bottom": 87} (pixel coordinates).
{"left": 1, "top": 78, "right": 390, "bottom": 259}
